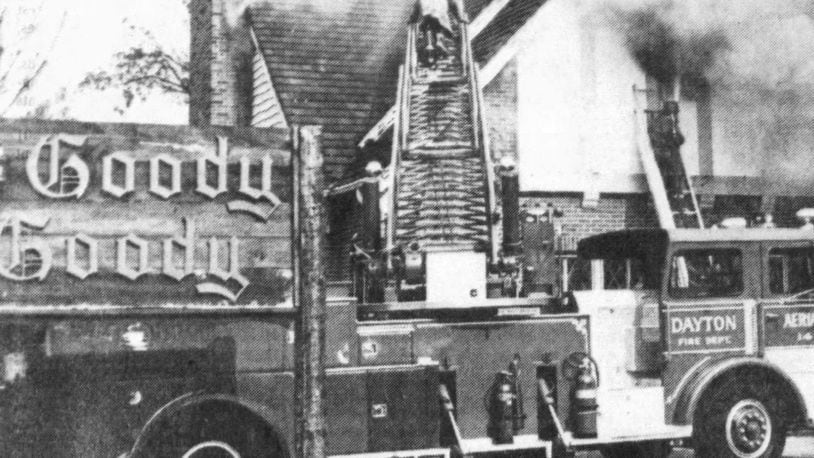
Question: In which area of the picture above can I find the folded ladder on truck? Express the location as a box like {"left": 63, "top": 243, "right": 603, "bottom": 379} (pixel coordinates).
{"left": 389, "top": 9, "right": 496, "bottom": 255}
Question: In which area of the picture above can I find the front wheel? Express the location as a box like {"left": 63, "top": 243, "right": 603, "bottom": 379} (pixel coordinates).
{"left": 693, "top": 377, "right": 787, "bottom": 457}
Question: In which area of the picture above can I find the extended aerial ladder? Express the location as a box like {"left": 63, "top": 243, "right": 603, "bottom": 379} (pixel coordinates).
{"left": 635, "top": 91, "right": 704, "bottom": 229}
{"left": 386, "top": 6, "right": 498, "bottom": 261}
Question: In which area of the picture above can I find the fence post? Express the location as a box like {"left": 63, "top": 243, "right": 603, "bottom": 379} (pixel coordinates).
{"left": 292, "top": 125, "right": 327, "bottom": 457}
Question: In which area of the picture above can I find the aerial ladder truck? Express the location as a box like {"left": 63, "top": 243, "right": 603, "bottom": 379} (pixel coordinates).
{"left": 1, "top": 3, "right": 812, "bottom": 457}
{"left": 339, "top": 4, "right": 811, "bottom": 457}
{"left": 344, "top": 4, "right": 690, "bottom": 457}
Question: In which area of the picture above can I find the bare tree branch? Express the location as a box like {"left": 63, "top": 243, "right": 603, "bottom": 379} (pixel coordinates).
{"left": 2, "top": 58, "right": 48, "bottom": 115}
{"left": 79, "top": 9, "right": 190, "bottom": 113}
{"left": 0, "top": 7, "right": 67, "bottom": 116}
{"left": 81, "top": 46, "right": 189, "bottom": 98}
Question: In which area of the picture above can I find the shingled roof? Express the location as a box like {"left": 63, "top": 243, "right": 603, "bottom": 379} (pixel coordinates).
{"left": 248, "top": 0, "right": 545, "bottom": 181}
{"left": 472, "top": 0, "right": 549, "bottom": 65}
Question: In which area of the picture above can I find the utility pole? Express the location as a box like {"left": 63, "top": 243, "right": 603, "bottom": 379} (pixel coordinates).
{"left": 292, "top": 125, "right": 327, "bottom": 457}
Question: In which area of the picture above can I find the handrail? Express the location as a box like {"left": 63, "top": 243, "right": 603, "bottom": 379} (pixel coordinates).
{"left": 472, "top": 43, "right": 499, "bottom": 264}
{"left": 387, "top": 65, "right": 406, "bottom": 252}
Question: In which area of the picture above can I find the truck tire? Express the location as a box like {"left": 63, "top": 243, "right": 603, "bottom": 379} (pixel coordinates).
{"left": 693, "top": 376, "right": 786, "bottom": 458}
{"left": 131, "top": 402, "right": 290, "bottom": 458}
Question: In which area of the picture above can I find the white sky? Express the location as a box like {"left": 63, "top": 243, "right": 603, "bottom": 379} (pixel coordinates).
{"left": 1, "top": 0, "right": 189, "bottom": 124}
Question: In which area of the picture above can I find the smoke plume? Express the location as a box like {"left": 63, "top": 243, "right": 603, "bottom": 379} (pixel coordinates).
{"left": 592, "top": 0, "right": 814, "bottom": 188}
{"left": 596, "top": 0, "right": 814, "bottom": 90}
{"left": 613, "top": 7, "right": 728, "bottom": 86}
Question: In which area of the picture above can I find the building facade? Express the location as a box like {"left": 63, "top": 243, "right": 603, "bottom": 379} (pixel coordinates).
{"left": 189, "top": 0, "right": 814, "bottom": 287}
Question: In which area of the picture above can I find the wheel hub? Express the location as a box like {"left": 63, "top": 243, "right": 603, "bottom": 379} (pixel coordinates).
{"left": 725, "top": 399, "right": 772, "bottom": 458}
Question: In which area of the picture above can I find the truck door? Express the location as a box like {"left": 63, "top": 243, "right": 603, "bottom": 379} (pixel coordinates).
{"left": 662, "top": 242, "right": 759, "bottom": 358}
{"left": 661, "top": 242, "right": 760, "bottom": 416}
{"left": 759, "top": 241, "right": 814, "bottom": 417}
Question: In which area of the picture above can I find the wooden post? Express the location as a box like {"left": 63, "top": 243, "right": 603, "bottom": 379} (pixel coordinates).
{"left": 292, "top": 125, "right": 327, "bottom": 457}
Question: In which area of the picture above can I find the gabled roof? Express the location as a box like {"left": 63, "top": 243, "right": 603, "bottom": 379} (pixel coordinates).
{"left": 248, "top": 0, "right": 546, "bottom": 181}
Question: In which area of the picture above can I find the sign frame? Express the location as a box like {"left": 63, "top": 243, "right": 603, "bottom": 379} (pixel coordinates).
{"left": 0, "top": 119, "right": 302, "bottom": 316}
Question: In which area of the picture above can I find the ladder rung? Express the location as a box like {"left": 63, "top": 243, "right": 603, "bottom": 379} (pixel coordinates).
{"left": 392, "top": 15, "right": 493, "bottom": 249}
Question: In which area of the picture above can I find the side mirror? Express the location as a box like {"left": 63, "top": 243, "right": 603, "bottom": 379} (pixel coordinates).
{"left": 558, "top": 292, "right": 577, "bottom": 312}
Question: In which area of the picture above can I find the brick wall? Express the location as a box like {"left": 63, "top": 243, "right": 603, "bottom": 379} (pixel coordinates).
{"left": 522, "top": 193, "right": 659, "bottom": 250}
{"left": 483, "top": 58, "right": 518, "bottom": 161}
{"left": 189, "top": 0, "right": 252, "bottom": 127}
{"left": 188, "top": 0, "right": 212, "bottom": 127}
{"left": 522, "top": 192, "right": 814, "bottom": 249}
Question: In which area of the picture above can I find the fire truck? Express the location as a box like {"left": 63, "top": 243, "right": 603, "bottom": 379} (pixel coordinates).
{"left": 0, "top": 5, "right": 812, "bottom": 458}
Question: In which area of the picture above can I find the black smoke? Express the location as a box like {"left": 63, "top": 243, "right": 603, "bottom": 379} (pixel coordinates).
{"left": 617, "top": 8, "right": 729, "bottom": 86}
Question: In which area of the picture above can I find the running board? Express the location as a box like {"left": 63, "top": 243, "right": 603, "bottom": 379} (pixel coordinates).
{"left": 329, "top": 449, "right": 450, "bottom": 458}
{"left": 563, "top": 424, "right": 692, "bottom": 449}
{"left": 460, "top": 434, "right": 551, "bottom": 455}
{"left": 459, "top": 424, "right": 691, "bottom": 455}
{"left": 329, "top": 425, "right": 692, "bottom": 458}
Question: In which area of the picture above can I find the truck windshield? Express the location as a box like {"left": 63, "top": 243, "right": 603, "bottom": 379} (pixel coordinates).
{"left": 669, "top": 249, "right": 743, "bottom": 299}
{"left": 603, "top": 258, "right": 648, "bottom": 289}
{"left": 576, "top": 229, "right": 667, "bottom": 290}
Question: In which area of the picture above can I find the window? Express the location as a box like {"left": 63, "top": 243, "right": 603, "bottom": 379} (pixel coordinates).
{"left": 669, "top": 249, "right": 743, "bottom": 298}
{"left": 768, "top": 247, "right": 814, "bottom": 295}
{"left": 558, "top": 255, "right": 591, "bottom": 292}
{"left": 604, "top": 258, "right": 646, "bottom": 290}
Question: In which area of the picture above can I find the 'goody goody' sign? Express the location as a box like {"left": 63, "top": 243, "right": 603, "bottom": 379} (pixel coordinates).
{"left": 0, "top": 122, "right": 293, "bottom": 308}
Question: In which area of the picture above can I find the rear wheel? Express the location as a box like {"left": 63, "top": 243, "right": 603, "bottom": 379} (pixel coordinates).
{"left": 131, "top": 401, "right": 289, "bottom": 458}
{"left": 693, "top": 376, "right": 787, "bottom": 457}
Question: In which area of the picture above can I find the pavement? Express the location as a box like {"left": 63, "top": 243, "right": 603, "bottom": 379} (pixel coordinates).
{"left": 573, "top": 435, "right": 814, "bottom": 457}
{"left": 784, "top": 436, "right": 814, "bottom": 457}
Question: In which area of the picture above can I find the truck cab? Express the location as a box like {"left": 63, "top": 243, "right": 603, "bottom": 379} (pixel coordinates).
{"left": 576, "top": 228, "right": 812, "bottom": 457}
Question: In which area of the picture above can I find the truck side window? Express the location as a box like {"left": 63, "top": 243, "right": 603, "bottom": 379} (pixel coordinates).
{"left": 669, "top": 249, "right": 743, "bottom": 299}
{"left": 604, "top": 258, "right": 646, "bottom": 289}
{"left": 768, "top": 247, "right": 814, "bottom": 294}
